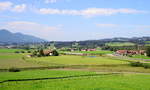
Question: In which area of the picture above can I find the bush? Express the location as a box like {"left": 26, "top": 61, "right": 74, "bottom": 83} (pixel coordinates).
{"left": 14, "top": 51, "right": 20, "bottom": 53}
{"left": 130, "top": 61, "right": 143, "bottom": 67}
{"left": 27, "top": 51, "right": 31, "bottom": 53}
{"left": 52, "top": 50, "right": 59, "bottom": 56}
{"left": 146, "top": 47, "right": 150, "bottom": 57}
{"left": 9, "top": 67, "right": 21, "bottom": 72}
{"left": 21, "top": 51, "right": 25, "bottom": 53}
{"left": 143, "top": 63, "right": 150, "bottom": 69}
{"left": 32, "top": 51, "right": 37, "bottom": 56}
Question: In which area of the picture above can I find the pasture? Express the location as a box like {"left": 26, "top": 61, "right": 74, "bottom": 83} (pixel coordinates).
{"left": 0, "top": 53, "right": 42, "bottom": 69}
{"left": 67, "top": 50, "right": 113, "bottom": 54}
{"left": 1, "top": 71, "right": 150, "bottom": 90}
{"left": 1, "top": 49, "right": 150, "bottom": 90}
{"left": 0, "top": 49, "right": 26, "bottom": 53}
{"left": 131, "top": 55, "right": 150, "bottom": 59}
{"left": 27, "top": 55, "right": 128, "bottom": 66}
{"left": 105, "top": 42, "right": 135, "bottom": 46}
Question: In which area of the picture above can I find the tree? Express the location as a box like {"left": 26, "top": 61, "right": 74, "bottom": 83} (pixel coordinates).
{"left": 32, "top": 50, "right": 37, "bottom": 56}
{"left": 52, "top": 50, "right": 59, "bottom": 56}
{"left": 146, "top": 47, "right": 150, "bottom": 57}
{"left": 39, "top": 49, "right": 44, "bottom": 56}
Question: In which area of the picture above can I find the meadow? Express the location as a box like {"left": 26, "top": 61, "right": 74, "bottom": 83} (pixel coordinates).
{"left": 27, "top": 55, "right": 128, "bottom": 66}
{"left": 1, "top": 49, "right": 150, "bottom": 90}
{"left": 1, "top": 72, "right": 150, "bottom": 90}
{"left": 0, "top": 49, "right": 26, "bottom": 53}
{"left": 105, "top": 42, "right": 135, "bottom": 46}
{"left": 0, "top": 51, "right": 42, "bottom": 69}
{"left": 67, "top": 50, "right": 113, "bottom": 54}
{"left": 131, "top": 55, "right": 150, "bottom": 59}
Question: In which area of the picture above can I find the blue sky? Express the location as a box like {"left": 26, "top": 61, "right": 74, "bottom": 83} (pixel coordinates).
{"left": 0, "top": 0, "right": 150, "bottom": 41}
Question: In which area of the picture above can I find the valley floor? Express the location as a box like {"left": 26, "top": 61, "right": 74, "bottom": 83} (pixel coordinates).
{"left": 1, "top": 50, "right": 150, "bottom": 90}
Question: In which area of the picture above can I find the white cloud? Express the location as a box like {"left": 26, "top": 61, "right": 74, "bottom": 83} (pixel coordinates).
{"left": 96, "top": 24, "right": 118, "bottom": 27}
{"left": 38, "top": 8, "right": 146, "bottom": 17}
{"left": 45, "top": 0, "right": 58, "bottom": 4}
{"left": 4, "top": 21, "right": 59, "bottom": 31}
{"left": 0, "top": 1, "right": 13, "bottom": 11}
{"left": 0, "top": 1, "right": 27, "bottom": 13}
{"left": 12, "top": 4, "right": 26, "bottom": 12}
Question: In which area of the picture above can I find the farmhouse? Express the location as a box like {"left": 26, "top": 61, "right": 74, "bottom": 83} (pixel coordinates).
{"left": 116, "top": 50, "right": 146, "bottom": 56}
{"left": 43, "top": 50, "right": 53, "bottom": 56}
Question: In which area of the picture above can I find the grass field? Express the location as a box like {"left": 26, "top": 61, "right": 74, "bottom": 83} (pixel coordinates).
{"left": 1, "top": 71, "right": 150, "bottom": 90}
{"left": 1, "top": 49, "right": 150, "bottom": 90}
{"left": 105, "top": 42, "right": 135, "bottom": 46}
{"left": 131, "top": 55, "right": 150, "bottom": 59}
{"left": 0, "top": 49, "right": 26, "bottom": 53}
{"left": 64, "top": 50, "right": 113, "bottom": 54}
{"left": 0, "top": 53, "right": 42, "bottom": 69}
{"left": 27, "top": 55, "right": 128, "bottom": 66}
{"left": 0, "top": 70, "right": 96, "bottom": 82}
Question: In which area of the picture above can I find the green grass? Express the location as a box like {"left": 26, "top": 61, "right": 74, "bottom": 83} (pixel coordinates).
{"left": 131, "top": 55, "right": 150, "bottom": 59}
{"left": 66, "top": 50, "right": 113, "bottom": 54}
{"left": 144, "top": 41, "right": 150, "bottom": 43}
{"left": 105, "top": 42, "right": 135, "bottom": 46}
{"left": 1, "top": 72, "right": 150, "bottom": 90}
{"left": 0, "top": 53, "right": 42, "bottom": 69}
{"left": 27, "top": 55, "right": 128, "bottom": 66}
{"left": 0, "top": 70, "right": 96, "bottom": 81}
{"left": 0, "top": 49, "right": 26, "bottom": 53}
{"left": 145, "top": 44, "right": 150, "bottom": 46}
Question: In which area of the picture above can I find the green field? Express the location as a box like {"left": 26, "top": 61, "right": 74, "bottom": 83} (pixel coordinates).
{"left": 1, "top": 49, "right": 150, "bottom": 90}
{"left": 145, "top": 44, "right": 150, "bottom": 46}
{"left": 105, "top": 42, "right": 135, "bottom": 46}
{"left": 63, "top": 50, "right": 113, "bottom": 54}
{"left": 144, "top": 41, "right": 150, "bottom": 43}
{"left": 0, "top": 70, "right": 96, "bottom": 82}
{"left": 0, "top": 53, "right": 43, "bottom": 69}
{"left": 1, "top": 71, "right": 150, "bottom": 90}
{"left": 131, "top": 55, "right": 150, "bottom": 59}
{"left": 27, "top": 55, "right": 128, "bottom": 66}
{"left": 0, "top": 49, "right": 26, "bottom": 53}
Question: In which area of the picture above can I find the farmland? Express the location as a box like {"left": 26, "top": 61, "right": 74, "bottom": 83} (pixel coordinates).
{"left": 61, "top": 50, "right": 113, "bottom": 54}
{"left": 0, "top": 50, "right": 43, "bottom": 69}
{"left": 1, "top": 72, "right": 150, "bottom": 90}
{"left": 131, "top": 55, "right": 150, "bottom": 59}
{"left": 0, "top": 49, "right": 26, "bottom": 53}
{"left": 105, "top": 42, "right": 135, "bottom": 46}
{"left": 1, "top": 49, "right": 150, "bottom": 89}
{"left": 27, "top": 55, "right": 127, "bottom": 66}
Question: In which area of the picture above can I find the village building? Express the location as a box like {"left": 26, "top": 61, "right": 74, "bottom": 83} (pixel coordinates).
{"left": 116, "top": 50, "right": 146, "bottom": 56}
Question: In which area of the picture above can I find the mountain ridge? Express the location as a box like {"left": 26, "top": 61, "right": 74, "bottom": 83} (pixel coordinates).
{"left": 0, "top": 29, "right": 46, "bottom": 43}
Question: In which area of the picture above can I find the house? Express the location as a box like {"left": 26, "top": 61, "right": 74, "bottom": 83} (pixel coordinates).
{"left": 87, "top": 49, "right": 96, "bottom": 51}
{"left": 116, "top": 50, "right": 127, "bottom": 55}
{"left": 43, "top": 50, "right": 53, "bottom": 56}
{"left": 116, "top": 50, "right": 146, "bottom": 56}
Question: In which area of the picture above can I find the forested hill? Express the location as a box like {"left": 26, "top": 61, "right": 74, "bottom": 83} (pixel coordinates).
{"left": 0, "top": 29, "right": 46, "bottom": 43}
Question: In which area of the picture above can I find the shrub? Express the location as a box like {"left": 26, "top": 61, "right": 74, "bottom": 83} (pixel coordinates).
{"left": 130, "top": 61, "right": 143, "bottom": 67}
{"left": 9, "top": 67, "right": 21, "bottom": 72}
{"left": 146, "top": 47, "right": 150, "bottom": 57}
{"left": 32, "top": 51, "right": 37, "bottom": 56}
{"left": 14, "top": 51, "right": 20, "bottom": 53}
{"left": 52, "top": 50, "right": 59, "bottom": 56}
{"left": 39, "top": 49, "right": 44, "bottom": 56}
{"left": 27, "top": 51, "right": 31, "bottom": 53}
{"left": 21, "top": 51, "right": 25, "bottom": 53}
{"left": 143, "top": 63, "right": 150, "bottom": 69}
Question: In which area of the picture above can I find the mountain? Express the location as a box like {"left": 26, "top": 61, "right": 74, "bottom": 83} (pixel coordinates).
{"left": 0, "top": 29, "right": 46, "bottom": 43}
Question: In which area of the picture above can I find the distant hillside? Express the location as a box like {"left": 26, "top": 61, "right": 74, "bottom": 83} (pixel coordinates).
{"left": 0, "top": 29, "right": 46, "bottom": 43}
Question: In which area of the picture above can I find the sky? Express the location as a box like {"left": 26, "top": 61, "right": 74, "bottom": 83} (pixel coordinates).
{"left": 0, "top": 0, "right": 150, "bottom": 41}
